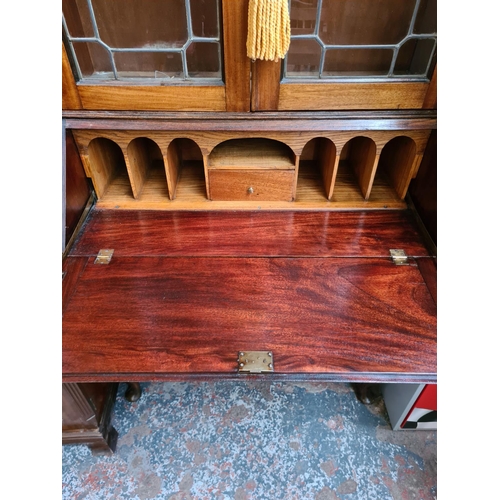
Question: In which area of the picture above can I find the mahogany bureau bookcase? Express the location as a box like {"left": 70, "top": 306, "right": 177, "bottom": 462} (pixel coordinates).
{"left": 62, "top": 0, "right": 437, "bottom": 454}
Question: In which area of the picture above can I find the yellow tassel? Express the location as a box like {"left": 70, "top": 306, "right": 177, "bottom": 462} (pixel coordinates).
{"left": 247, "top": 0, "right": 290, "bottom": 62}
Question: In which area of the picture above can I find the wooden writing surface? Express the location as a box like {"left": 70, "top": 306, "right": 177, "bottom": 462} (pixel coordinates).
{"left": 63, "top": 210, "right": 436, "bottom": 383}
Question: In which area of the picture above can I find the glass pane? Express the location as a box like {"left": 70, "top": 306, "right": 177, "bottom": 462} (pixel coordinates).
{"left": 92, "top": 0, "right": 187, "bottom": 48}
{"left": 190, "top": 0, "right": 219, "bottom": 38}
{"left": 323, "top": 49, "right": 393, "bottom": 77}
{"left": 63, "top": 0, "right": 222, "bottom": 82}
{"left": 286, "top": 38, "right": 322, "bottom": 77}
{"left": 72, "top": 41, "right": 113, "bottom": 78}
{"left": 114, "top": 52, "right": 183, "bottom": 79}
{"left": 394, "top": 38, "right": 435, "bottom": 76}
{"left": 63, "top": 0, "right": 94, "bottom": 38}
{"left": 319, "top": 0, "right": 416, "bottom": 45}
{"left": 414, "top": 0, "right": 437, "bottom": 34}
{"left": 290, "top": 0, "right": 318, "bottom": 35}
{"left": 186, "top": 43, "right": 220, "bottom": 78}
{"left": 284, "top": 0, "right": 437, "bottom": 80}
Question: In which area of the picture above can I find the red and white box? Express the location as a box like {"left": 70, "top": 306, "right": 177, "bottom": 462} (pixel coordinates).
{"left": 382, "top": 384, "right": 437, "bottom": 430}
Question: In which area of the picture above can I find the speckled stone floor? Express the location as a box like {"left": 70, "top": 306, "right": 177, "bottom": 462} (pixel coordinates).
{"left": 62, "top": 382, "right": 437, "bottom": 500}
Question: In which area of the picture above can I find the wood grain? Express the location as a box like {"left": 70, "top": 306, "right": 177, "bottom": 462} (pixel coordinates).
{"left": 377, "top": 136, "right": 417, "bottom": 199}
{"left": 416, "top": 258, "right": 437, "bottom": 306}
{"left": 278, "top": 82, "right": 429, "bottom": 110}
{"left": 87, "top": 138, "right": 130, "bottom": 199}
{"left": 317, "top": 138, "right": 337, "bottom": 200}
{"left": 346, "top": 137, "right": 378, "bottom": 199}
{"left": 125, "top": 138, "right": 149, "bottom": 198}
{"left": 62, "top": 257, "right": 88, "bottom": 314}
{"left": 422, "top": 66, "right": 437, "bottom": 109}
{"left": 251, "top": 60, "right": 281, "bottom": 111}
{"left": 78, "top": 85, "right": 227, "bottom": 111}
{"left": 71, "top": 127, "right": 430, "bottom": 210}
{"left": 62, "top": 43, "right": 82, "bottom": 110}
{"left": 165, "top": 139, "right": 181, "bottom": 200}
{"left": 91, "top": 165, "right": 408, "bottom": 210}
{"left": 69, "top": 209, "right": 430, "bottom": 258}
{"left": 222, "top": 0, "right": 251, "bottom": 112}
{"left": 208, "top": 169, "right": 295, "bottom": 201}
{"left": 209, "top": 138, "right": 295, "bottom": 169}
{"left": 72, "top": 127, "right": 431, "bottom": 159}
{"left": 62, "top": 256, "right": 436, "bottom": 381}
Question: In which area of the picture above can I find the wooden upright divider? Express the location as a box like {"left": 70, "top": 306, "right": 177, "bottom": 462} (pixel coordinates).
{"left": 343, "top": 136, "right": 378, "bottom": 200}
{"left": 165, "top": 139, "right": 181, "bottom": 200}
{"left": 377, "top": 137, "right": 419, "bottom": 200}
{"left": 317, "top": 138, "right": 337, "bottom": 200}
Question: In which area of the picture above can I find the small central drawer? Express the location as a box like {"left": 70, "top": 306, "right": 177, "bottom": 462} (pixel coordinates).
{"left": 208, "top": 169, "right": 296, "bottom": 201}
{"left": 207, "top": 138, "right": 297, "bottom": 202}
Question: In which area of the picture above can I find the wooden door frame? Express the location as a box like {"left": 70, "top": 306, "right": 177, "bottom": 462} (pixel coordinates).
{"left": 62, "top": 0, "right": 250, "bottom": 112}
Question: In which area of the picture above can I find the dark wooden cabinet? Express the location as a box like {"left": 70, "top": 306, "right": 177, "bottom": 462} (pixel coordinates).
{"left": 62, "top": 383, "right": 119, "bottom": 455}
{"left": 62, "top": 0, "right": 437, "bottom": 452}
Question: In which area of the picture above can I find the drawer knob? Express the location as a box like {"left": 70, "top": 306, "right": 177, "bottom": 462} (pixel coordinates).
{"left": 247, "top": 187, "right": 254, "bottom": 194}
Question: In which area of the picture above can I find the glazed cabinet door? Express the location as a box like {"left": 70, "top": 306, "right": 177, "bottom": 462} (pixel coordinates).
{"left": 252, "top": 0, "right": 437, "bottom": 111}
{"left": 63, "top": 0, "right": 437, "bottom": 113}
{"left": 62, "top": 0, "right": 250, "bottom": 112}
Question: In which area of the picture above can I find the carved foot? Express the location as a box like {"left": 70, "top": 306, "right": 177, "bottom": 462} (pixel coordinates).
{"left": 352, "top": 383, "right": 382, "bottom": 405}
{"left": 125, "top": 382, "right": 142, "bottom": 402}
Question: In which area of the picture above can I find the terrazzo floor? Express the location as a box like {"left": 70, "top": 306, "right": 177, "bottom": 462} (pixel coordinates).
{"left": 62, "top": 381, "right": 437, "bottom": 500}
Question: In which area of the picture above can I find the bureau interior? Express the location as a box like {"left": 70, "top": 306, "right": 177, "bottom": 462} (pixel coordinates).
{"left": 73, "top": 129, "right": 431, "bottom": 210}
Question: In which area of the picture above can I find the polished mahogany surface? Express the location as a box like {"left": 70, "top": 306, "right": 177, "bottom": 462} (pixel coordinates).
{"left": 69, "top": 209, "right": 431, "bottom": 258}
{"left": 63, "top": 210, "right": 436, "bottom": 383}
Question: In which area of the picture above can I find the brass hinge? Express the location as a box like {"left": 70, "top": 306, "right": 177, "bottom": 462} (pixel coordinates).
{"left": 94, "top": 249, "right": 114, "bottom": 265}
{"left": 238, "top": 351, "right": 274, "bottom": 373}
{"left": 390, "top": 249, "right": 409, "bottom": 265}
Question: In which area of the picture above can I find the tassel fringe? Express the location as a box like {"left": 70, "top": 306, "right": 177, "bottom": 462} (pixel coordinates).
{"left": 247, "top": 0, "right": 291, "bottom": 62}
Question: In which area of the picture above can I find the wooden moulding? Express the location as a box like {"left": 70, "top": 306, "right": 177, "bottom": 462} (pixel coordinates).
{"left": 63, "top": 110, "right": 437, "bottom": 131}
{"left": 71, "top": 124, "right": 432, "bottom": 210}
